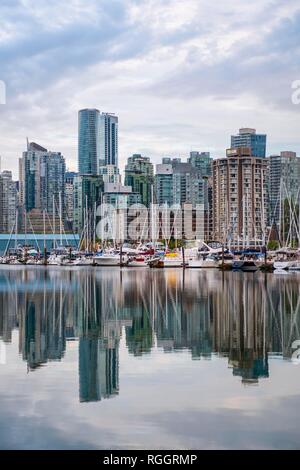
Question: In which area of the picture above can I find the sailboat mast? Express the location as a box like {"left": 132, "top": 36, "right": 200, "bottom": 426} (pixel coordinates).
{"left": 53, "top": 195, "right": 56, "bottom": 250}
{"left": 59, "top": 191, "right": 63, "bottom": 246}
{"left": 15, "top": 208, "right": 18, "bottom": 250}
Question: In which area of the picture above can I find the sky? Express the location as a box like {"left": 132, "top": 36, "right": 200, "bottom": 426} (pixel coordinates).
{"left": 0, "top": 0, "right": 300, "bottom": 178}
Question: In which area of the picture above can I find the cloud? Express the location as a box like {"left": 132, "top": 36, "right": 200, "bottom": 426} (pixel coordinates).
{"left": 0, "top": 0, "right": 300, "bottom": 176}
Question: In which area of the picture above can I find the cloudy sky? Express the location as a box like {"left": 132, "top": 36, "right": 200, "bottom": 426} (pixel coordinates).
{"left": 0, "top": 0, "right": 300, "bottom": 177}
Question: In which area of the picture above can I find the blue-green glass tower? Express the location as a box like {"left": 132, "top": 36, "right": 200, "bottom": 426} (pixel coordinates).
{"left": 78, "top": 109, "right": 100, "bottom": 175}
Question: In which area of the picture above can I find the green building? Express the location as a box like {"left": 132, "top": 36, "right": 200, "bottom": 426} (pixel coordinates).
{"left": 124, "top": 154, "right": 154, "bottom": 207}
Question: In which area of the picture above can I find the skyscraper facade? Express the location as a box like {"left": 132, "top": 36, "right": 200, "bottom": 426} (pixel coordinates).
{"left": 102, "top": 183, "right": 142, "bottom": 208}
{"left": 188, "top": 151, "right": 212, "bottom": 176}
{"left": 155, "top": 157, "right": 209, "bottom": 209}
{"left": 0, "top": 170, "right": 18, "bottom": 233}
{"left": 268, "top": 151, "right": 300, "bottom": 225}
{"left": 154, "top": 160, "right": 174, "bottom": 206}
{"left": 78, "top": 109, "right": 100, "bottom": 175}
{"left": 65, "top": 171, "right": 78, "bottom": 230}
{"left": 19, "top": 142, "right": 66, "bottom": 216}
{"left": 231, "top": 128, "right": 267, "bottom": 158}
{"left": 99, "top": 113, "right": 118, "bottom": 167}
{"left": 212, "top": 147, "right": 268, "bottom": 245}
{"left": 124, "top": 154, "right": 154, "bottom": 207}
{"left": 98, "top": 165, "right": 121, "bottom": 184}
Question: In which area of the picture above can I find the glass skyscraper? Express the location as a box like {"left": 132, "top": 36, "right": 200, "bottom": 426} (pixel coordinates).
{"left": 231, "top": 128, "right": 267, "bottom": 158}
{"left": 78, "top": 109, "right": 100, "bottom": 175}
{"left": 19, "top": 142, "right": 66, "bottom": 216}
{"left": 269, "top": 151, "right": 300, "bottom": 225}
{"left": 99, "top": 113, "right": 118, "bottom": 167}
{"left": 78, "top": 109, "right": 119, "bottom": 174}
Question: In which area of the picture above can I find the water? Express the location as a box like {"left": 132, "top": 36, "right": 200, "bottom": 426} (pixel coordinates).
{"left": 0, "top": 266, "right": 300, "bottom": 450}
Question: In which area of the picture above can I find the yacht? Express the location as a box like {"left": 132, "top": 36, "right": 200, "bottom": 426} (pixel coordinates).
{"left": 188, "top": 254, "right": 219, "bottom": 269}
{"left": 161, "top": 252, "right": 185, "bottom": 268}
{"left": 93, "top": 251, "right": 128, "bottom": 266}
{"left": 72, "top": 256, "right": 94, "bottom": 266}
{"left": 127, "top": 256, "right": 149, "bottom": 268}
{"left": 273, "top": 249, "right": 298, "bottom": 271}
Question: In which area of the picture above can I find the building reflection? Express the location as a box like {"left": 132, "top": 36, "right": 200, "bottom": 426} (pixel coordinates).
{"left": 0, "top": 268, "right": 300, "bottom": 399}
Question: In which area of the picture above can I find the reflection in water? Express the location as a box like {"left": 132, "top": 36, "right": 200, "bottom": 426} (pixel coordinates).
{"left": 0, "top": 268, "right": 300, "bottom": 401}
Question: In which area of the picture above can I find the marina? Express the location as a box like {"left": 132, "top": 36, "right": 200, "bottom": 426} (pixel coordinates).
{"left": 1, "top": 241, "right": 300, "bottom": 273}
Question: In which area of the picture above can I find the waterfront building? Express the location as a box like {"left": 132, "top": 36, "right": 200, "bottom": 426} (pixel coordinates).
{"left": 19, "top": 142, "right": 66, "bottom": 218}
{"left": 231, "top": 128, "right": 267, "bottom": 158}
{"left": 0, "top": 170, "right": 18, "bottom": 233}
{"left": 268, "top": 151, "right": 300, "bottom": 226}
{"left": 99, "top": 113, "right": 118, "bottom": 167}
{"left": 73, "top": 175, "right": 104, "bottom": 233}
{"left": 212, "top": 147, "right": 268, "bottom": 246}
{"left": 78, "top": 109, "right": 100, "bottom": 175}
{"left": 124, "top": 154, "right": 154, "bottom": 207}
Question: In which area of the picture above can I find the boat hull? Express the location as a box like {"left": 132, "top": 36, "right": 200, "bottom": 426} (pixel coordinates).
{"left": 188, "top": 260, "right": 219, "bottom": 268}
{"left": 93, "top": 257, "right": 122, "bottom": 266}
{"left": 232, "top": 261, "right": 258, "bottom": 272}
{"left": 274, "top": 261, "right": 295, "bottom": 270}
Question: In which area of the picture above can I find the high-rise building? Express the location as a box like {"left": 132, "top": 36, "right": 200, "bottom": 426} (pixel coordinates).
{"left": 231, "top": 128, "right": 267, "bottom": 158}
{"left": 102, "top": 183, "right": 142, "bottom": 208}
{"left": 78, "top": 109, "right": 100, "bottom": 175}
{"left": 99, "top": 165, "right": 121, "bottom": 184}
{"left": 65, "top": 171, "right": 77, "bottom": 231}
{"left": 212, "top": 147, "right": 268, "bottom": 246}
{"left": 154, "top": 160, "right": 174, "bottom": 206}
{"left": 0, "top": 170, "right": 18, "bottom": 233}
{"left": 188, "top": 151, "right": 212, "bottom": 176}
{"left": 99, "top": 113, "right": 118, "bottom": 167}
{"left": 19, "top": 142, "right": 66, "bottom": 217}
{"left": 268, "top": 151, "right": 300, "bottom": 225}
{"left": 73, "top": 175, "right": 104, "bottom": 233}
{"left": 155, "top": 157, "right": 209, "bottom": 209}
{"left": 124, "top": 154, "right": 154, "bottom": 207}
{"left": 78, "top": 109, "right": 119, "bottom": 174}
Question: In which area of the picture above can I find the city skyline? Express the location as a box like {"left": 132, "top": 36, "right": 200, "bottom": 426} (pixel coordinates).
{"left": 0, "top": 0, "right": 300, "bottom": 178}
{"left": 0, "top": 120, "right": 299, "bottom": 180}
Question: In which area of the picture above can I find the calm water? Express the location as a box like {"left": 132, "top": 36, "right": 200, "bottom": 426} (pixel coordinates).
{"left": 0, "top": 267, "right": 300, "bottom": 450}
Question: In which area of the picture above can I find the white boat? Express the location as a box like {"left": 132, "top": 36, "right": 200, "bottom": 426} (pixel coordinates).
{"left": 72, "top": 257, "right": 94, "bottom": 266}
{"left": 274, "top": 248, "right": 298, "bottom": 271}
{"left": 93, "top": 252, "right": 128, "bottom": 266}
{"left": 188, "top": 255, "right": 219, "bottom": 269}
{"left": 8, "top": 258, "right": 23, "bottom": 265}
{"left": 48, "top": 254, "right": 65, "bottom": 266}
{"left": 274, "top": 261, "right": 296, "bottom": 271}
{"left": 163, "top": 253, "right": 185, "bottom": 268}
{"left": 127, "top": 256, "right": 149, "bottom": 267}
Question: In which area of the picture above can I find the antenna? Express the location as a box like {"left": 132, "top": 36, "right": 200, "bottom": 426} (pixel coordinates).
{"left": 26, "top": 137, "right": 29, "bottom": 151}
